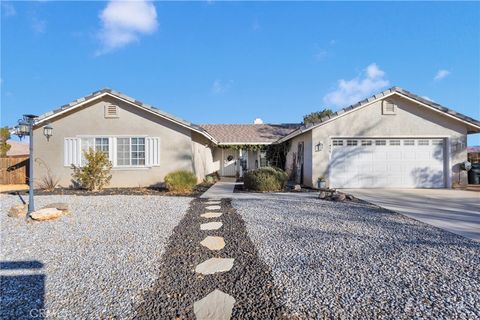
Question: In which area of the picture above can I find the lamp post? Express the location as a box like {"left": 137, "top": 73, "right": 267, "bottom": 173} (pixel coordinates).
{"left": 14, "top": 115, "right": 53, "bottom": 220}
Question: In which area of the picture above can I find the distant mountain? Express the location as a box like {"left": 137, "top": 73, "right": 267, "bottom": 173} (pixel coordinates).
{"left": 467, "top": 146, "right": 480, "bottom": 152}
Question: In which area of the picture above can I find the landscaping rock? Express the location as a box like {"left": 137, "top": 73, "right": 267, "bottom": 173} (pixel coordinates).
{"left": 318, "top": 191, "right": 327, "bottom": 199}
{"left": 195, "top": 257, "right": 235, "bottom": 275}
{"left": 200, "top": 212, "right": 223, "bottom": 218}
{"left": 42, "top": 202, "right": 69, "bottom": 213}
{"left": 200, "top": 221, "right": 223, "bottom": 230}
{"left": 332, "top": 192, "right": 346, "bottom": 202}
{"left": 200, "top": 236, "right": 225, "bottom": 251}
{"left": 193, "top": 289, "right": 235, "bottom": 320}
{"left": 293, "top": 185, "right": 302, "bottom": 191}
{"left": 30, "top": 208, "right": 63, "bottom": 221}
{"left": 8, "top": 204, "right": 27, "bottom": 218}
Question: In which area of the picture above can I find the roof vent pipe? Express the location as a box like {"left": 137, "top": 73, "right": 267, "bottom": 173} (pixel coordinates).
{"left": 254, "top": 118, "right": 264, "bottom": 124}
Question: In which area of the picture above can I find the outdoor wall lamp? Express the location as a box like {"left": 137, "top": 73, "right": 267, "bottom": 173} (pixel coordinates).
{"left": 43, "top": 124, "right": 53, "bottom": 141}
{"left": 315, "top": 142, "right": 323, "bottom": 152}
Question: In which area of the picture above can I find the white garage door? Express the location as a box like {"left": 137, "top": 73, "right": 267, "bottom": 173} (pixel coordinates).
{"left": 329, "top": 138, "right": 446, "bottom": 188}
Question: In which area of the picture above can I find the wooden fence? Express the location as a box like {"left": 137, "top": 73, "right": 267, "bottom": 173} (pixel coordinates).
{"left": 0, "top": 156, "right": 29, "bottom": 185}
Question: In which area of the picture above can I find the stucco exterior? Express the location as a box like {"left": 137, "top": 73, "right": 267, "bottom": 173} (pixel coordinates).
{"left": 33, "top": 95, "right": 216, "bottom": 188}
{"left": 291, "top": 95, "right": 469, "bottom": 188}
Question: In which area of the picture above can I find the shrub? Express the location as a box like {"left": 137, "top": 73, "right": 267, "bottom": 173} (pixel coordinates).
{"left": 71, "top": 148, "right": 112, "bottom": 191}
{"left": 243, "top": 167, "right": 288, "bottom": 192}
{"left": 36, "top": 158, "right": 59, "bottom": 191}
{"left": 164, "top": 170, "right": 198, "bottom": 193}
{"left": 204, "top": 171, "right": 220, "bottom": 184}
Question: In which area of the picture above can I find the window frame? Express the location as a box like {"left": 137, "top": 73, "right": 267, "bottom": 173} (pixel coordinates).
{"left": 115, "top": 137, "right": 146, "bottom": 167}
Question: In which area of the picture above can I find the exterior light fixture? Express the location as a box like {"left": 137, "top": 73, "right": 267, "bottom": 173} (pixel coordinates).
{"left": 43, "top": 124, "right": 53, "bottom": 141}
{"left": 315, "top": 142, "right": 323, "bottom": 152}
{"left": 13, "top": 114, "right": 40, "bottom": 219}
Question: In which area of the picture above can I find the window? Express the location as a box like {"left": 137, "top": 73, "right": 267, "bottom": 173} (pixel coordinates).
{"left": 332, "top": 139, "right": 344, "bottom": 146}
{"left": 389, "top": 140, "right": 401, "bottom": 146}
{"left": 375, "top": 140, "right": 386, "bottom": 146}
{"left": 382, "top": 100, "right": 396, "bottom": 115}
{"left": 418, "top": 139, "right": 429, "bottom": 146}
{"left": 347, "top": 139, "right": 358, "bottom": 146}
{"left": 361, "top": 140, "right": 373, "bottom": 146}
{"left": 403, "top": 139, "right": 415, "bottom": 146}
{"left": 116, "top": 137, "right": 145, "bottom": 166}
{"left": 104, "top": 105, "right": 119, "bottom": 118}
{"left": 432, "top": 139, "right": 443, "bottom": 145}
{"left": 95, "top": 138, "right": 109, "bottom": 156}
{"left": 80, "top": 137, "right": 109, "bottom": 165}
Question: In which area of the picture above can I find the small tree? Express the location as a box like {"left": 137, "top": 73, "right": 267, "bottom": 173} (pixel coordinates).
{"left": 0, "top": 127, "right": 11, "bottom": 157}
{"left": 303, "top": 109, "right": 334, "bottom": 124}
{"left": 71, "top": 148, "right": 112, "bottom": 191}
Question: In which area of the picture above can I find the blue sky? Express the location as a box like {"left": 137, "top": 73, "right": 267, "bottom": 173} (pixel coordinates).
{"left": 1, "top": 1, "right": 479, "bottom": 145}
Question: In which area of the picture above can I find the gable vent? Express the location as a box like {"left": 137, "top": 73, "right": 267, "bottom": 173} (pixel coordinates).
{"left": 382, "top": 100, "right": 396, "bottom": 115}
{"left": 104, "top": 105, "right": 119, "bottom": 118}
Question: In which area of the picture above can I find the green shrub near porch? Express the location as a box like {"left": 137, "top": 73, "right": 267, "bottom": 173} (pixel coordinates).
{"left": 243, "top": 167, "right": 288, "bottom": 192}
{"left": 164, "top": 170, "right": 198, "bottom": 193}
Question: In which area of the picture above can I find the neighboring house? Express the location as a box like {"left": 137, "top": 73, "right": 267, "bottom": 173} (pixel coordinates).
{"left": 6, "top": 140, "right": 29, "bottom": 156}
{"left": 32, "top": 87, "right": 480, "bottom": 189}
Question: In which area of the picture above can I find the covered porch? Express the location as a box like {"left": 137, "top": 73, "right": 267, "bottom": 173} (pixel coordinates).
{"left": 214, "top": 145, "right": 269, "bottom": 178}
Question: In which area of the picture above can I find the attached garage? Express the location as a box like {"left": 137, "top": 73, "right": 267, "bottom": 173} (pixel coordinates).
{"left": 329, "top": 138, "right": 446, "bottom": 188}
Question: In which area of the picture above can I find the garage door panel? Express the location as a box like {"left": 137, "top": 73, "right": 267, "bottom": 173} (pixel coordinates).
{"left": 329, "top": 138, "right": 445, "bottom": 188}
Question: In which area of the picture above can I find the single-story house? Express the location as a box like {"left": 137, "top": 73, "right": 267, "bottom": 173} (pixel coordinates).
{"left": 32, "top": 87, "right": 479, "bottom": 189}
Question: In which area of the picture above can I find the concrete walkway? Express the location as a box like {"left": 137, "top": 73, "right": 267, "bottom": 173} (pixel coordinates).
{"left": 200, "top": 178, "right": 237, "bottom": 199}
{"left": 344, "top": 189, "right": 480, "bottom": 242}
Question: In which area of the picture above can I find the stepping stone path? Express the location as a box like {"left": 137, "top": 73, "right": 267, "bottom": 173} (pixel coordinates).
{"left": 205, "top": 205, "right": 222, "bottom": 210}
{"left": 200, "top": 221, "right": 223, "bottom": 230}
{"left": 201, "top": 212, "right": 223, "bottom": 218}
{"left": 195, "top": 257, "right": 235, "bottom": 275}
{"left": 200, "top": 236, "right": 225, "bottom": 250}
{"left": 193, "top": 199, "right": 236, "bottom": 318}
{"left": 193, "top": 289, "right": 235, "bottom": 320}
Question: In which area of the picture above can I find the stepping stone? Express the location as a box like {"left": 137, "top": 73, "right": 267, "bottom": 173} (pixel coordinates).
{"left": 205, "top": 205, "right": 221, "bottom": 210}
{"left": 206, "top": 201, "right": 221, "bottom": 205}
{"left": 194, "top": 289, "right": 235, "bottom": 320}
{"left": 201, "top": 212, "right": 223, "bottom": 218}
{"left": 200, "top": 222, "right": 223, "bottom": 230}
{"left": 200, "top": 236, "right": 225, "bottom": 250}
{"left": 195, "top": 258, "right": 234, "bottom": 275}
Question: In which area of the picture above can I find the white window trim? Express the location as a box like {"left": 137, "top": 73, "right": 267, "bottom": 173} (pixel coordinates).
{"left": 64, "top": 135, "right": 159, "bottom": 169}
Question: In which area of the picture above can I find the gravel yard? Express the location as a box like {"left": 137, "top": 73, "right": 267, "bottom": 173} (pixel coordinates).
{"left": 0, "top": 194, "right": 191, "bottom": 319}
{"left": 234, "top": 195, "right": 480, "bottom": 319}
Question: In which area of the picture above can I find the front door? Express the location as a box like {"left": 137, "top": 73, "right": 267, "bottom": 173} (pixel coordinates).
{"left": 222, "top": 148, "right": 237, "bottom": 177}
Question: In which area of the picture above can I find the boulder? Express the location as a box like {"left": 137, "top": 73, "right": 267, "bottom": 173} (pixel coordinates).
{"left": 8, "top": 204, "right": 27, "bottom": 218}
{"left": 293, "top": 185, "right": 302, "bottom": 192}
{"left": 346, "top": 194, "right": 355, "bottom": 201}
{"left": 42, "top": 203, "right": 69, "bottom": 213}
{"left": 30, "top": 208, "right": 63, "bottom": 221}
{"left": 333, "top": 192, "right": 346, "bottom": 202}
{"left": 318, "top": 191, "right": 327, "bottom": 199}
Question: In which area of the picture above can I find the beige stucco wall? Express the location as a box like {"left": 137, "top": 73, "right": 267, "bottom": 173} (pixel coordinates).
{"left": 306, "top": 95, "right": 469, "bottom": 188}
{"left": 33, "top": 96, "right": 214, "bottom": 188}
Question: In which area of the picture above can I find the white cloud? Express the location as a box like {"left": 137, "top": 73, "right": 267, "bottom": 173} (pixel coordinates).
{"left": 434, "top": 69, "right": 450, "bottom": 81}
{"left": 314, "top": 49, "right": 328, "bottom": 61}
{"left": 2, "top": 2, "right": 16, "bottom": 17}
{"left": 323, "top": 63, "right": 390, "bottom": 107}
{"left": 97, "top": 0, "right": 158, "bottom": 55}
{"left": 211, "top": 79, "right": 233, "bottom": 94}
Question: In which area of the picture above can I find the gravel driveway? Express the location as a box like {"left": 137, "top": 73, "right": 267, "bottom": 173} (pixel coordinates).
{"left": 234, "top": 195, "right": 480, "bottom": 319}
{"left": 0, "top": 194, "right": 191, "bottom": 319}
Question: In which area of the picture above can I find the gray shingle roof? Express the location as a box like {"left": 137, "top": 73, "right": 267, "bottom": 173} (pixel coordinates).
{"left": 279, "top": 86, "right": 480, "bottom": 142}
{"left": 35, "top": 88, "right": 217, "bottom": 143}
{"left": 199, "top": 124, "right": 301, "bottom": 144}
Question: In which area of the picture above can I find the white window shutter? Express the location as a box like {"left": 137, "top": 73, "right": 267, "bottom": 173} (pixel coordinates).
{"left": 145, "top": 137, "right": 160, "bottom": 166}
{"left": 64, "top": 138, "right": 81, "bottom": 166}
